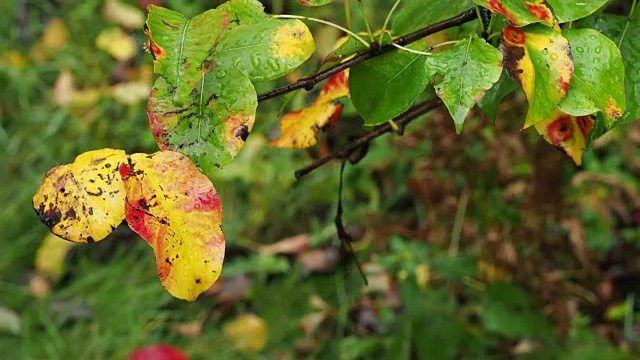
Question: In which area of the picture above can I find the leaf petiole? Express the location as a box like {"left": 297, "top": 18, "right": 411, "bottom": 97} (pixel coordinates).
{"left": 274, "top": 14, "right": 370, "bottom": 49}
{"left": 379, "top": 0, "right": 402, "bottom": 46}
{"left": 391, "top": 42, "right": 432, "bottom": 56}
{"left": 356, "top": 0, "right": 375, "bottom": 42}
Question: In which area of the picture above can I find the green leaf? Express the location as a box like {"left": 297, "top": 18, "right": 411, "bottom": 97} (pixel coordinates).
{"left": 147, "top": 66, "right": 257, "bottom": 176}
{"left": 473, "top": 0, "right": 555, "bottom": 27}
{"left": 477, "top": 69, "right": 518, "bottom": 125}
{"left": 350, "top": 49, "right": 429, "bottom": 126}
{"left": 500, "top": 24, "right": 573, "bottom": 127}
{"left": 546, "top": 0, "right": 608, "bottom": 23}
{"left": 558, "top": 29, "right": 626, "bottom": 127}
{"left": 214, "top": 19, "right": 315, "bottom": 82}
{"left": 218, "top": 0, "right": 269, "bottom": 25}
{"left": 145, "top": 6, "right": 228, "bottom": 106}
{"left": 427, "top": 37, "right": 503, "bottom": 133}
{"left": 581, "top": 14, "right": 640, "bottom": 126}
{"left": 392, "top": 0, "right": 473, "bottom": 35}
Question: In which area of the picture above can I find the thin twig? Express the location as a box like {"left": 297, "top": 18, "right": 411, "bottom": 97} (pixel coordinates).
{"left": 294, "top": 98, "right": 443, "bottom": 179}
{"left": 257, "top": 9, "right": 477, "bottom": 102}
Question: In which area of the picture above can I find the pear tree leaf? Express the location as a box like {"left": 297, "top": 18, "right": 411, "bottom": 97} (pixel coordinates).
{"left": 350, "top": 48, "right": 428, "bottom": 126}
{"left": 147, "top": 66, "right": 257, "bottom": 176}
{"left": 546, "top": 0, "right": 608, "bottom": 23}
{"left": 270, "top": 70, "right": 349, "bottom": 148}
{"left": 393, "top": 0, "right": 473, "bottom": 34}
{"left": 534, "top": 110, "right": 595, "bottom": 165}
{"left": 427, "top": 36, "right": 503, "bottom": 133}
{"left": 120, "top": 151, "right": 225, "bottom": 301}
{"left": 558, "top": 28, "right": 626, "bottom": 128}
{"left": 477, "top": 69, "right": 519, "bottom": 125}
{"left": 32, "top": 149, "right": 127, "bottom": 243}
{"left": 473, "top": 0, "right": 556, "bottom": 27}
{"left": 500, "top": 24, "right": 573, "bottom": 127}
{"left": 214, "top": 18, "right": 315, "bottom": 82}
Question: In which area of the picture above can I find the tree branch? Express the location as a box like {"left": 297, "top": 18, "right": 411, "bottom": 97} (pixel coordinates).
{"left": 257, "top": 9, "right": 477, "bottom": 102}
{"left": 294, "top": 98, "right": 443, "bottom": 179}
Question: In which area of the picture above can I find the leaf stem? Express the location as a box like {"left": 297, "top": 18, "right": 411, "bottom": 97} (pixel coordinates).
{"left": 474, "top": 5, "right": 485, "bottom": 33}
{"left": 618, "top": 0, "right": 638, "bottom": 48}
{"left": 379, "top": 0, "right": 402, "bottom": 46}
{"left": 356, "top": 0, "right": 375, "bottom": 42}
{"left": 429, "top": 40, "right": 460, "bottom": 50}
{"left": 391, "top": 42, "right": 432, "bottom": 56}
{"left": 274, "top": 14, "right": 370, "bottom": 49}
{"left": 344, "top": 0, "right": 352, "bottom": 30}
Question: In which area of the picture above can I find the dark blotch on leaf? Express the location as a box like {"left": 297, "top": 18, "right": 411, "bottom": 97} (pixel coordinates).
{"left": 195, "top": 278, "right": 202, "bottom": 284}
{"left": 86, "top": 236, "right": 95, "bottom": 243}
{"left": 37, "top": 204, "right": 62, "bottom": 229}
{"left": 235, "top": 125, "right": 249, "bottom": 142}
{"left": 64, "top": 209, "right": 76, "bottom": 220}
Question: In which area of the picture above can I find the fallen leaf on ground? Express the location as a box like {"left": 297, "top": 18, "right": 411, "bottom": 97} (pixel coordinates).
{"left": 96, "top": 27, "right": 138, "bottom": 61}
{"left": 223, "top": 314, "right": 268, "bottom": 353}
{"left": 258, "top": 233, "right": 311, "bottom": 255}
{"left": 103, "top": 0, "right": 146, "bottom": 29}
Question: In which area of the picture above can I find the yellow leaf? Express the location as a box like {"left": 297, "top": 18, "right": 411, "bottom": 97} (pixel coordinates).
{"left": 30, "top": 18, "right": 69, "bottom": 62}
{"left": 120, "top": 151, "right": 224, "bottom": 301}
{"left": 32, "top": 149, "right": 127, "bottom": 243}
{"left": 272, "top": 21, "right": 315, "bottom": 59}
{"left": 223, "top": 314, "right": 268, "bottom": 353}
{"left": 534, "top": 110, "right": 594, "bottom": 165}
{"left": 270, "top": 70, "right": 349, "bottom": 148}
{"left": 102, "top": 0, "right": 145, "bottom": 30}
{"left": 110, "top": 81, "right": 151, "bottom": 105}
{"left": 96, "top": 27, "right": 137, "bottom": 61}
{"left": 35, "top": 233, "right": 77, "bottom": 278}
{"left": 0, "top": 50, "right": 27, "bottom": 69}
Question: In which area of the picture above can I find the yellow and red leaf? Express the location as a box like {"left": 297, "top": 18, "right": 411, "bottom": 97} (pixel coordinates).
{"left": 534, "top": 110, "right": 594, "bottom": 165}
{"left": 120, "top": 151, "right": 224, "bottom": 301}
{"left": 32, "top": 149, "right": 127, "bottom": 243}
{"left": 500, "top": 24, "right": 573, "bottom": 128}
{"left": 270, "top": 70, "right": 349, "bottom": 149}
{"left": 474, "top": 0, "right": 556, "bottom": 27}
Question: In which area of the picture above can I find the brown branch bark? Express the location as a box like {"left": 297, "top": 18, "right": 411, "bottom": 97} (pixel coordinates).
{"left": 257, "top": 9, "right": 477, "bottom": 102}
{"left": 294, "top": 98, "right": 443, "bottom": 179}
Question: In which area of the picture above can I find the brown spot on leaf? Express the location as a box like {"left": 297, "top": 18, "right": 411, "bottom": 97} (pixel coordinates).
{"left": 547, "top": 115, "right": 573, "bottom": 145}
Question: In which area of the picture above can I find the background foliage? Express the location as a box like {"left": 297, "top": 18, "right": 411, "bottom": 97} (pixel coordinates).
{"left": 1, "top": 0, "right": 639, "bottom": 359}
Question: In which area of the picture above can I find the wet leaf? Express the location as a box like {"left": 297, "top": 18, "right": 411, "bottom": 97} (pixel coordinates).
{"left": 546, "top": 0, "right": 608, "bottom": 23}
{"left": 297, "top": 0, "right": 334, "bottom": 6}
{"left": 223, "top": 314, "right": 268, "bottom": 353}
{"left": 32, "top": 149, "right": 127, "bottom": 243}
{"left": 500, "top": 24, "right": 573, "bottom": 127}
{"left": 214, "top": 18, "right": 315, "bottom": 82}
{"left": 580, "top": 14, "right": 640, "bottom": 126}
{"left": 96, "top": 27, "right": 138, "bottom": 61}
{"left": 477, "top": 70, "right": 518, "bottom": 125}
{"left": 147, "top": 66, "right": 257, "bottom": 175}
{"left": 534, "top": 110, "right": 594, "bottom": 165}
{"left": 473, "top": 0, "right": 556, "bottom": 27}
{"left": 144, "top": 6, "right": 229, "bottom": 105}
{"left": 120, "top": 151, "right": 224, "bottom": 301}
{"left": 558, "top": 29, "right": 625, "bottom": 128}
{"left": 393, "top": 0, "right": 473, "bottom": 34}
{"left": 103, "top": 0, "right": 145, "bottom": 29}
{"left": 426, "top": 36, "right": 503, "bottom": 133}
{"left": 270, "top": 70, "right": 348, "bottom": 148}
{"left": 35, "top": 233, "right": 78, "bottom": 279}
{"left": 350, "top": 48, "right": 428, "bottom": 126}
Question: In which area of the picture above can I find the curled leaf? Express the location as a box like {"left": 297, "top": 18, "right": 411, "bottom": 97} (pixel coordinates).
{"left": 534, "top": 110, "right": 594, "bottom": 165}
{"left": 32, "top": 149, "right": 127, "bottom": 243}
{"left": 500, "top": 24, "right": 573, "bottom": 127}
{"left": 120, "top": 151, "right": 224, "bottom": 301}
{"left": 270, "top": 70, "right": 349, "bottom": 148}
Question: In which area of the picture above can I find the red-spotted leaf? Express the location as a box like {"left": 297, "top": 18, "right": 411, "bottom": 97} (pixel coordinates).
{"left": 534, "top": 110, "right": 595, "bottom": 165}
{"left": 500, "top": 24, "right": 573, "bottom": 127}
{"left": 473, "top": 0, "right": 556, "bottom": 27}
{"left": 214, "top": 18, "right": 315, "bottom": 82}
{"left": 558, "top": 29, "right": 626, "bottom": 128}
{"left": 32, "top": 149, "right": 127, "bottom": 243}
{"left": 426, "top": 37, "right": 503, "bottom": 133}
{"left": 297, "top": 0, "right": 334, "bottom": 6}
{"left": 144, "top": 6, "right": 228, "bottom": 106}
{"left": 120, "top": 151, "right": 224, "bottom": 301}
{"left": 546, "top": 0, "right": 608, "bottom": 23}
{"left": 270, "top": 70, "right": 349, "bottom": 148}
{"left": 147, "top": 66, "right": 257, "bottom": 177}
